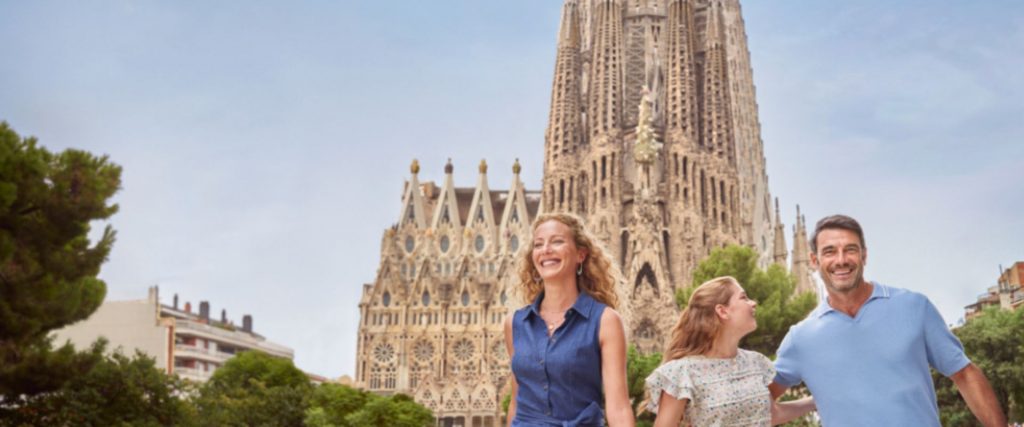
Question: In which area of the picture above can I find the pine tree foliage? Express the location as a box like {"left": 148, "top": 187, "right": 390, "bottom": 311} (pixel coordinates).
{"left": 0, "top": 121, "right": 122, "bottom": 400}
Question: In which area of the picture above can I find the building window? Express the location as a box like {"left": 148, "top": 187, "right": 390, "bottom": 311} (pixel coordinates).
{"left": 422, "top": 290, "right": 431, "bottom": 306}
{"left": 461, "top": 290, "right": 470, "bottom": 307}
{"left": 475, "top": 235, "right": 485, "bottom": 253}
{"left": 440, "top": 235, "right": 450, "bottom": 253}
{"left": 405, "top": 236, "right": 415, "bottom": 253}
{"left": 382, "top": 292, "right": 391, "bottom": 307}
{"left": 509, "top": 235, "right": 519, "bottom": 253}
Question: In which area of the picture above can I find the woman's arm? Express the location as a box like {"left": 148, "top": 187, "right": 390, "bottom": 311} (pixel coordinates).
{"left": 770, "top": 396, "right": 815, "bottom": 426}
{"left": 652, "top": 392, "right": 688, "bottom": 427}
{"left": 504, "top": 314, "right": 517, "bottom": 427}
{"left": 599, "top": 309, "right": 635, "bottom": 427}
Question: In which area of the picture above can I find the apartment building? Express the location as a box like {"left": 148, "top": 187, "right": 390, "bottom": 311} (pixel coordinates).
{"left": 53, "top": 287, "right": 293, "bottom": 382}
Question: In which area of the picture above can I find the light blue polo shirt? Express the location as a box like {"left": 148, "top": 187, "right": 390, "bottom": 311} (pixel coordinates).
{"left": 774, "top": 282, "right": 970, "bottom": 427}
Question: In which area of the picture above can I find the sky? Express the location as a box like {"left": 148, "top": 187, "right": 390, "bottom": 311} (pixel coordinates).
{"left": 1, "top": 1, "right": 1021, "bottom": 379}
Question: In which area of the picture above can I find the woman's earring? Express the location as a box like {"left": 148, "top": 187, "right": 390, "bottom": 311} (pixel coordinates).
{"left": 532, "top": 273, "right": 542, "bottom": 284}
{"left": 576, "top": 263, "right": 584, "bottom": 275}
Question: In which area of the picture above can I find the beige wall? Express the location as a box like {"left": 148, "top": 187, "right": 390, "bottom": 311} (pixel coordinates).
{"left": 52, "top": 296, "right": 171, "bottom": 373}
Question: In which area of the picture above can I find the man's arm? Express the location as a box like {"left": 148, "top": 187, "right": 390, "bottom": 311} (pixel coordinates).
{"left": 768, "top": 381, "right": 789, "bottom": 400}
{"left": 949, "top": 363, "right": 1006, "bottom": 427}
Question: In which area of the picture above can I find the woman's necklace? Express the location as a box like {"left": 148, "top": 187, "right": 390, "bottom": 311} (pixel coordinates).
{"left": 541, "top": 309, "right": 567, "bottom": 333}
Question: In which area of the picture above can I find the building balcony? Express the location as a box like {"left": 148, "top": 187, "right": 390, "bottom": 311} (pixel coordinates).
{"left": 174, "top": 344, "right": 231, "bottom": 363}
{"left": 174, "top": 366, "right": 213, "bottom": 382}
{"left": 174, "top": 319, "right": 293, "bottom": 359}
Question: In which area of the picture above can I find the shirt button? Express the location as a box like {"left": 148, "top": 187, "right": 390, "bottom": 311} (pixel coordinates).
{"left": 546, "top": 411, "right": 552, "bottom": 416}
{"left": 543, "top": 384, "right": 548, "bottom": 390}
{"left": 539, "top": 359, "right": 544, "bottom": 365}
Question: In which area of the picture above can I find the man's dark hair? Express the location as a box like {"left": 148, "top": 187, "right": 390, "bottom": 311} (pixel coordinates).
{"left": 811, "top": 215, "right": 866, "bottom": 253}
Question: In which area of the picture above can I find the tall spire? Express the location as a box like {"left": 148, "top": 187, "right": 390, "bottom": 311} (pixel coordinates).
{"left": 545, "top": 0, "right": 585, "bottom": 167}
{"left": 587, "top": 0, "right": 625, "bottom": 142}
{"left": 791, "top": 205, "right": 814, "bottom": 295}
{"left": 772, "top": 198, "right": 787, "bottom": 266}
{"left": 665, "top": 0, "right": 698, "bottom": 143}
{"left": 700, "top": 0, "right": 733, "bottom": 160}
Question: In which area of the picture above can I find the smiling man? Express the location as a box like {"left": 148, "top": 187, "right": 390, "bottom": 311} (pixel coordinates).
{"left": 768, "top": 215, "right": 1006, "bottom": 426}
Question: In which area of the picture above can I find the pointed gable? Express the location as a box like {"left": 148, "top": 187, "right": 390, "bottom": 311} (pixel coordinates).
{"left": 399, "top": 159, "right": 428, "bottom": 229}
{"left": 499, "top": 159, "right": 531, "bottom": 256}
{"left": 431, "top": 159, "right": 463, "bottom": 230}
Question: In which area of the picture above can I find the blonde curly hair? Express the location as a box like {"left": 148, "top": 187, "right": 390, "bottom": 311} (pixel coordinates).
{"left": 516, "top": 212, "right": 623, "bottom": 310}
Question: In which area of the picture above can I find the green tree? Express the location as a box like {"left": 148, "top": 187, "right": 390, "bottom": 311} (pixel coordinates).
{"left": 303, "top": 383, "right": 375, "bottom": 427}
{"left": 2, "top": 339, "right": 194, "bottom": 426}
{"left": 0, "top": 121, "right": 122, "bottom": 401}
{"left": 626, "top": 344, "right": 661, "bottom": 425}
{"left": 344, "top": 393, "right": 433, "bottom": 427}
{"left": 678, "top": 245, "right": 817, "bottom": 357}
{"left": 935, "top": 307, "right": 1024, "bottom": 425}
{"left": 195, "top": 351, "right": 313, "bottom": 427}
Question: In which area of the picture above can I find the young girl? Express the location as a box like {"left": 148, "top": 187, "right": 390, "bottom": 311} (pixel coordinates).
{"left": 505, "top": 212, "right": 634, "bottom": 426}
{"left": 645, "top": 276, "right": 814, "bottom": 426}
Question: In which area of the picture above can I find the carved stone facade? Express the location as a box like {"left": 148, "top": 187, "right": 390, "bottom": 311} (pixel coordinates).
{"left": 356, "top": 160, "right": 538, "bottom": 426}
{"left": 355, "top": 1, "right": 815, "bottom": 425}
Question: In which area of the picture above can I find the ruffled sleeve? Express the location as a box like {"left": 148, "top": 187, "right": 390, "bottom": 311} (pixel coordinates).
{"left": 644, "top": 360, "right": 694, "bottom": 414}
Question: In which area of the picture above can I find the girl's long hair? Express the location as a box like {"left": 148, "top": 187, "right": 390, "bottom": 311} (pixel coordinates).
{"left": 639, "top": 276, "right": 739, "bottom": 412}
{"left": 516, "top": 212, "right": 622, "bottom": 310}
{"left": 661, "top": 276, "right": 739, "bottom": 361}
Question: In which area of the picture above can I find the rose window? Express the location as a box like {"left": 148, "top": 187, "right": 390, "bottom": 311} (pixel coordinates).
{"left": 491, "top": 341, "right": 508, "bottom": 362}
{"left": 373, "top": 342, "right": 396, "bottom": 364}
{"left": 413, "top": 340, "right": 434, "bottom": 363}
{"left": 452, "top": 339, "right": 475, "bottom": 362}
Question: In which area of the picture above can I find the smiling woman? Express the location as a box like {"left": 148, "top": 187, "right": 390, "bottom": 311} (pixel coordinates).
{"left": 503, "top": 212, "right": 635, "bottom": 426}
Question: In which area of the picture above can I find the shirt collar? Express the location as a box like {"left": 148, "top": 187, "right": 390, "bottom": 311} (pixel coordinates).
{"left": 527, "top": 290, "right": 596, "bottom": 320}
{"left": 815, "top": 281, "right": 889, "bottom": 318}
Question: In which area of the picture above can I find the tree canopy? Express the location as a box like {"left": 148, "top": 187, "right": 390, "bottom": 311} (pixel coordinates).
{"left": 194, "top": 351, "right": 313, "bottom": 427}
{"left": 936, "top": 307, "right": 1024, "bottom": 425}
{"left": 1, "top": 339, "right": 194, "bottom": 426}
{"left": 0, "top": 121, "right": 122, "bottom": 401}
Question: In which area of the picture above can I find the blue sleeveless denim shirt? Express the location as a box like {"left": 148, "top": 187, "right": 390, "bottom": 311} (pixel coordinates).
{"left": 511, "top": 291, "right": 607, "bottom": 427}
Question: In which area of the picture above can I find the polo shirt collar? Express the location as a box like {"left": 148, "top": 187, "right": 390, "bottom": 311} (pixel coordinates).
{"left": 526, "top": 290, "right": 596, "bottom": 320}
{"left": 815, "top": 281, "right": 889, "bottom": 318}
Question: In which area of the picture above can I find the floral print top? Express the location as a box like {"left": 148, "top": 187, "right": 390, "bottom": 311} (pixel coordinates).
{"left": 645, "top": 349, "right": 774, "bottom": 426}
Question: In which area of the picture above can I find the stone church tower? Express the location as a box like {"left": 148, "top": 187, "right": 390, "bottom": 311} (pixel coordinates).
{"left": 354, "top": 1, "right": 815, "bottom": 425}
{"left": 539, "top": 0, "right": 798, "bottom": 352}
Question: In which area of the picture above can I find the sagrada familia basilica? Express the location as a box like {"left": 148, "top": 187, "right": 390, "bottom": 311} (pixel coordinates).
{"left": 355, "top": 1, "right": 816, "bottom": 425}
